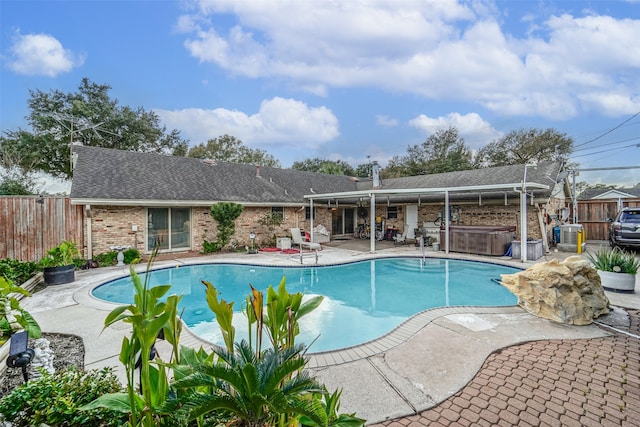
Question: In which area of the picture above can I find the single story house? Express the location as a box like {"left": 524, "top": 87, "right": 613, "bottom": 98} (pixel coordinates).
{"left": 70, "top": 146, "right": 570, "bottom": 259}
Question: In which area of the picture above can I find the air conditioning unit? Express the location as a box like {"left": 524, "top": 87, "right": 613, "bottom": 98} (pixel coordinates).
{"left": 560, "top": 224, "right": 581, "bottom": 244}
{"left": 558, "top": 224, "right": 584, "bottom": 252}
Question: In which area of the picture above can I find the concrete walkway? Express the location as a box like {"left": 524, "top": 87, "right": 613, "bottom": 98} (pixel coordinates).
{"left": 18, "top": 241, "right": 640, "bottom": 425}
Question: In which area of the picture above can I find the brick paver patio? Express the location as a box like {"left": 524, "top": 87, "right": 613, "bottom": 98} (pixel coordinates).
{"left": 372, "top": 309, "right": 639, "bottom": 427}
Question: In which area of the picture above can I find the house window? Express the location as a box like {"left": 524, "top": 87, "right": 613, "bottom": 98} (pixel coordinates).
{"left": 147, "top": 208, "right": 191, "bottom": 251}
{"left": 272, "top": 206, "right": 284, "bottom": 220}
{"left": 387, "top": 206, "right": 399, "bottom": 219}
{"left": 305, "top": 206, "right": 315, "bottom": 220}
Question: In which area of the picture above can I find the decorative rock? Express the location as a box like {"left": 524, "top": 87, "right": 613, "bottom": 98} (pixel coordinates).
{"left": 29, "top": 337, "right": 56, "bottom": 380}
{"left": 500, "top": 256, "right": 610, "bottom": 325}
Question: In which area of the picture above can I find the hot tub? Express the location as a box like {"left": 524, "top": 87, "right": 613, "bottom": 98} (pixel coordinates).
{"left": 439, "top": 225, "right": 516, "bottom": 256}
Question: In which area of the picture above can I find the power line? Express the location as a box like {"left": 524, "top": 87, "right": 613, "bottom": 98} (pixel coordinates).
{"left": 572, "top": 136, "right": 640, "bottom": 153}
{"left": 571, "top": 142, "right": 640, "bottom": 159}
{"left": 573, "top": 111, "right": 640, "bottom": 149}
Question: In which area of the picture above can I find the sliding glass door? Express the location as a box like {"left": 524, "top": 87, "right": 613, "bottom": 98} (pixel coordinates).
{"left": 147, "top": 208, "right": 191, "bottom": 251}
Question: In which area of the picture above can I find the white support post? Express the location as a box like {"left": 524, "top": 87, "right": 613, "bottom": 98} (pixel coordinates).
{"left": 520, "top": 165, "right": 529, "bottom": 262}
{"left": 370, "top": 193, "right": 376, "bottom": 253}
{"left": 444, "top": 191, "right": 450, "bottom": 254}
{"left": 520, "top": 189, "right": 527, "bottom": 262}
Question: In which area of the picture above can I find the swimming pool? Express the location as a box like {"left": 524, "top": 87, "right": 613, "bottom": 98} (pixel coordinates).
{"left": 92, "top": 257, "right": 520, "bottom": 352}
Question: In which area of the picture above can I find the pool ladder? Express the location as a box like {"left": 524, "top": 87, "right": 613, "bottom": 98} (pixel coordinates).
{"left": 418, "top": 236, "right": 426, "bottom": 263}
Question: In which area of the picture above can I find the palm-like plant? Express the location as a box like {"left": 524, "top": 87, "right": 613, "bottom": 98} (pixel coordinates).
{"left": 172, "top": 340, "right": 326, "bottom": 427}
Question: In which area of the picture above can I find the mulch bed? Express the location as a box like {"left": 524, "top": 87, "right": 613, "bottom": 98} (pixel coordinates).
{"left": 0, "top": 333, "right": 85, "bottom": 398}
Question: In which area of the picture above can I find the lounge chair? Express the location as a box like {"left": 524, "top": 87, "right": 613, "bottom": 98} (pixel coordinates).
{"left": 393, "top": 228, "right": 409, "bottom": 245}
{"left": 290, "top": 228, "right": 322, "bottom": 251}
{"left": 290, "top": 228, "right": 322, "bottom": 264}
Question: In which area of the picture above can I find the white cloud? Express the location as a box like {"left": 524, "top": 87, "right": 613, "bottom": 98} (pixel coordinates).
{"left": 4, "top": 33, "right": 84, "bottom": 77}
{"left": 179, "top": 1, "right": 640, "bottom": 119}
{"left": 409, "top": 112, "right": 503, "bottom": 149}
{"left": 155, "top": 97, "right": 339, "bottom": 148}
{"left": 376, "top": 115, "right": 398, "bottom": 127}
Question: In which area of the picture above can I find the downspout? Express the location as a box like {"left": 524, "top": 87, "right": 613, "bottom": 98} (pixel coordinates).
{"left": 85, "top": 204, "right": 93, "bottom": 260}
{"left": 309, "top": 200, "right": 314, "bottom": 241}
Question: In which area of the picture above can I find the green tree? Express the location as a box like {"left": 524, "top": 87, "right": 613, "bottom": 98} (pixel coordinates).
{"left": 2, "top": 77, "right": 188, "bottom": 179}
{"left": 0, "top": 139, "right": 41, "bottom": 195}
{"left": 475, "top": 128, "right": 573, "bottom": 167}
{"left": 291, "top": 157, "right": 356, "bottom": 176}
{"left": 187, "top": 134, "right": 281, "bottom": 167}
{"left": 209, "top": 202, "right": 244, "bottom": 250}
{"left": 354, "top": 163, "right": 372, "bottom": 178}
{"left": 383, "top": 127, "right": 473, "bottom": 178}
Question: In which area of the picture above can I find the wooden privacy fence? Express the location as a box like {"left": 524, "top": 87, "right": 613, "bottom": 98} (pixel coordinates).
{"left": 577, "top": 199, "right": 640, "bottom": 241}
{"left": 0, "top": 196, "right": 84, "bottom": 262}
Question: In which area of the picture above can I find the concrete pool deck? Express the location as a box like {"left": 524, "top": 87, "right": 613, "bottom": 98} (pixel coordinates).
{"left": 19, "top": 241, "right": 640, "bottom": 425}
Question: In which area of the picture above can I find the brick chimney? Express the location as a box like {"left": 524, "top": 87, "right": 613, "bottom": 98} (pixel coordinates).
{"left": 372, "top": 161, "right": 380, "bottom": 189}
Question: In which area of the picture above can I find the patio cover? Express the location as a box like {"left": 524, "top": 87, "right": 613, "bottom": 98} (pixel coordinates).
{"left": 304, "top": 181, "right": 550, "bottom": 261}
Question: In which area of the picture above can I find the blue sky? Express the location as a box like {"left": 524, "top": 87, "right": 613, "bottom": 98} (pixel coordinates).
{"left": 1, "top": 0, "right": 639, "bottom": 191}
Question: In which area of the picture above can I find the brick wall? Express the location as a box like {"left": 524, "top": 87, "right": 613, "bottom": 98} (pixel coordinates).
{"left": 89, "top": 202, "right": 545, "bottom": 255}
{"left": 89, "top": 206, "right": 146, "bottom": 256}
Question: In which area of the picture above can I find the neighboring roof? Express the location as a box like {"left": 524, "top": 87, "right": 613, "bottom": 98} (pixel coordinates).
{"left": 70, "top": 146, "right": 358, "bottom": 206}
{"left": 578, "top": 187, "right": 640, "bottom": 200}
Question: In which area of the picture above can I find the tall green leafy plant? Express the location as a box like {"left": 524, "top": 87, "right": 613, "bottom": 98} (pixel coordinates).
{"left": 262, "top": 277, "right": 324, "bottom": 351}
{"left": 81, "top": 255, "right": 183, "bottom": 426}
{"left": 0, "top": 276, "right": 41, "bottom": 345}
{"left": 209, "top": 202, "right": 244, "bottom": 250}
{"left": 202, "top": 279, "right": 235, "bottom": 352}
{"left": 182, "top": 278, "right": 363, "bottom": 427}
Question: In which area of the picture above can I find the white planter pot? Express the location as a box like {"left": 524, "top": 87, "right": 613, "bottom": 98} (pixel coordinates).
{"left": 597, "top": 270, "right": 636, "bottom": 292}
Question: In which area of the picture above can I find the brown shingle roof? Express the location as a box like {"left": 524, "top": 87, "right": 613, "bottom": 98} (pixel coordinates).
{"left": 70, "top": 146, "right": 358, "bottom": 204}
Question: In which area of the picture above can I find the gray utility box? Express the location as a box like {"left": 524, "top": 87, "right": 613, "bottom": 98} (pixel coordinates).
{"left": 511, "top": 240, "right": 544, "bottom": 261}
{"left": 557, "top": 224, "right": 586, "bottom": 253}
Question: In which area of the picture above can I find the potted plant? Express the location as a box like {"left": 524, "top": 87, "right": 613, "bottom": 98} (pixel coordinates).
{"left": 586, "top": 247, "right": 639, "bottom": 292}
{"left": 40, "top": 240, "right": 80, "bottom": 285}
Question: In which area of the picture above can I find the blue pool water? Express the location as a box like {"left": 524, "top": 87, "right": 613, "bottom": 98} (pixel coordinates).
{"left": 92, "top": 258, "right": 520, "bottom": 352}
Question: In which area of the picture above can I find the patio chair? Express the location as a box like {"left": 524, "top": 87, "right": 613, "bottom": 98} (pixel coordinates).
{"left": 290, "top": 228, "right": 322, "bottom": 251}
{"left": 290, "top": 228, "right": 321, "bottom": 264}
{"left": 393, "top": 228, "right": 409, "bottom": 245}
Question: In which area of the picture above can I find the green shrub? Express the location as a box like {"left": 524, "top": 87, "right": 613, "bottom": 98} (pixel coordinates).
{"left": 123, "top": 248, "right": 140, "bottom": 264}
{"left": 93, "top": 249, "right": 141, "bottom": 267}
{"left": 0, "top": 366, "right": 126, "bottom": 427}
{"left": 202, "top": 239, "right": 222, "bottom": 254}
{"left": 93, "top": 251, "right": 118, "bottom": 267}
{"left": 0, "top": 258, "right": 40, "bottom": 285}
